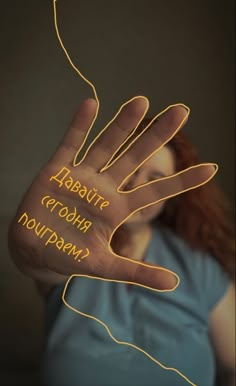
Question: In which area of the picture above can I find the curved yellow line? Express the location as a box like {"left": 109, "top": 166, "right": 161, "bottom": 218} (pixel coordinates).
{"left": 62, "top": 275, "right": 197, "bottom": 386}
{"left": 51, "top": 2, "right": 218, "bottom": 385}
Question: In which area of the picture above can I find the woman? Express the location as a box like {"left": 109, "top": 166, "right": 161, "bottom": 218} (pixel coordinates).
{"left": 8, "top": 98, "right": 235, "bottom": 386}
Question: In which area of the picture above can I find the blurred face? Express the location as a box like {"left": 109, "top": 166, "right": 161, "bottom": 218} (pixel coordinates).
{"left": 123, "top": 145, "right": 176, "bottom": 225}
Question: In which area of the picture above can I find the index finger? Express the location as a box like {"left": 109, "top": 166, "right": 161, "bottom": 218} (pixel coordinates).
{"left": 49, "top": 98, "right": 98, "bottom": 166}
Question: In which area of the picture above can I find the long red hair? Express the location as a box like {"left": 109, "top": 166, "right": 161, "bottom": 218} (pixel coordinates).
{"left": 112, "top": 116, "right": 235, "bottom": 280}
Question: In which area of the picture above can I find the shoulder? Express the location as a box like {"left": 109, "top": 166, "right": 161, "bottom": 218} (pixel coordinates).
{"left": 209, "top": 281, "right": 235, "bottom": 372}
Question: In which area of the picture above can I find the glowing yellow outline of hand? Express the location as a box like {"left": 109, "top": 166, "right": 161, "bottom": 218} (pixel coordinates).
{"left": 52, "top": 2, "right": 218, "bottom": 385}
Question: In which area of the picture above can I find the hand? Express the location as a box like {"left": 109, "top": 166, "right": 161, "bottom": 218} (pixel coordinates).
{"left": 8, "top": 96, "right": 217, "bottom": 291}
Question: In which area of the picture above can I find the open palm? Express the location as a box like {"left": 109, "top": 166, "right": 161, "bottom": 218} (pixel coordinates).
{"left": 8, "top": 97, "right": 217, "bottom": 291}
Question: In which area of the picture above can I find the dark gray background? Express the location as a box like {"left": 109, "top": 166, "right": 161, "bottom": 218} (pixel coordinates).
{"left": 1, "top": 0, "right": 235, "bottom": 385}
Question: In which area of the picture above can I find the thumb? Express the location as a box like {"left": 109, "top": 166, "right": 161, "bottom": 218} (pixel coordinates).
{"left": 102, "top": 251, "right": 179, "bottom": 292}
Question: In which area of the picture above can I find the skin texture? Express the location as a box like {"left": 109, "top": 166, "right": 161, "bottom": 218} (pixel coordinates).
{"left": 35, "top": 144, "right": 176, "bottom": 292}
{"left": 123, "top": 144, "right": 176, "bottom": 226}
{"left": 117, "top": 145, "right": 176, "bottom": 261}
{"left": 8, "top": 97, "right": 234, "bottom": 381}
{"left": 8, "top": 97, "right": 217, "bottom": 292}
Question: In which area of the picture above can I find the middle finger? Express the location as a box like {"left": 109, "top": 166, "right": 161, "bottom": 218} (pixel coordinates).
{"left": 103, "top": 104, "right": 189, "bottom": 187}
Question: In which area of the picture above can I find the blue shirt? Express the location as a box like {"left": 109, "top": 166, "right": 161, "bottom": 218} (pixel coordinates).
{"left": 41, "top": 226, "right": 230, "bottom": 386}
